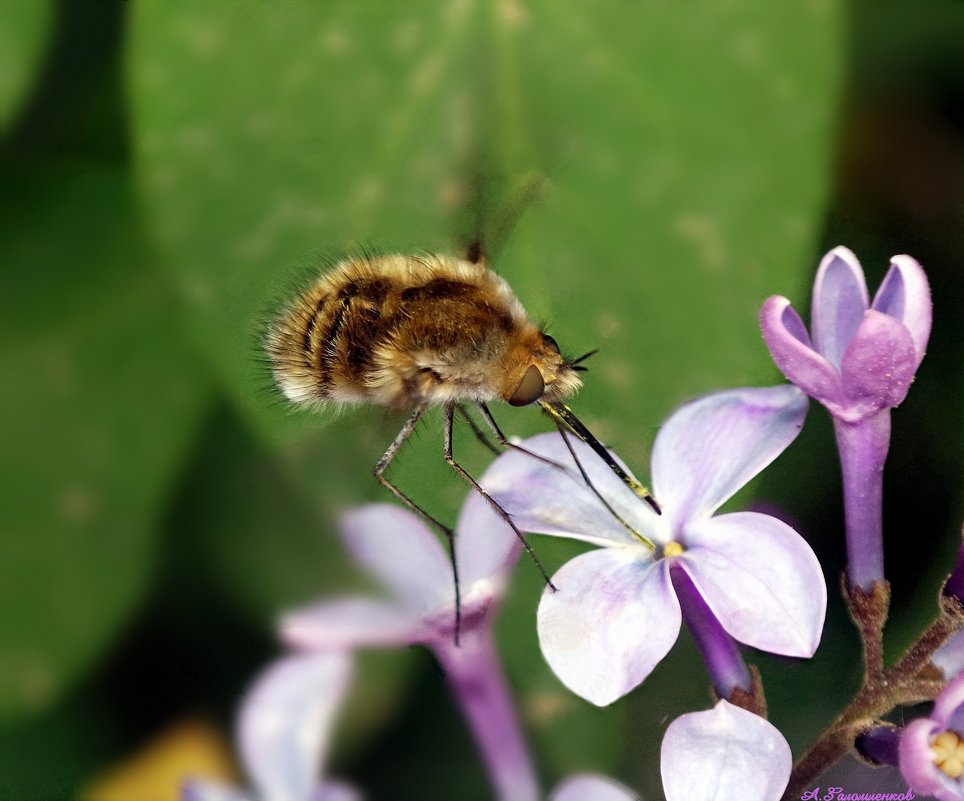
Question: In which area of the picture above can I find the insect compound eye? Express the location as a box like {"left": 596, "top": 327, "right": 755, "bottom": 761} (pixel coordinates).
{"left": 508, "top": 364, "right": 545, "bottom": 406}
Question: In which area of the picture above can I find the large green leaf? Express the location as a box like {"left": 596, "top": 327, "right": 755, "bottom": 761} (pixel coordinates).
{"left": 0, "top": 0, "right": 53, "bottom": 128}
{"left": 128, "top": 0, "right": 842, "bottom": 780}
{"left": 0, "top": 164, "right": 210, "bottom": 723}
{"left": 129, "top": 0, "right": 840, "bottom": 450}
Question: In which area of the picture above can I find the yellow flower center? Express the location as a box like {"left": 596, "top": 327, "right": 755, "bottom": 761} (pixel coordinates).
{"left": 932, "top": 729, "right": 964, "bottom": 778}
{"left": 662, "top": 541, "right": 684, "bottom": 558}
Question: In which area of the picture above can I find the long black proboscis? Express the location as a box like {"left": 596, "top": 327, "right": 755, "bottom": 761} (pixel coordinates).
{"left": 538, "top": 400, "right": 662, "bottom": 515}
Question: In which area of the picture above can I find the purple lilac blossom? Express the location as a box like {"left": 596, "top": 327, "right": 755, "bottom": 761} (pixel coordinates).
{"left": 480, "top": 385, "right": 825, "bottom": 706}
{"left": 661, "top": 700, "right": 792, "bottom": 801}
{"left": 934, "top": 631, "right": 964, "bottom": 679}
{"left": 900, "top": 673, "right": 964, "bottom": 799}
{"left": 549, "top": 775, "right": 638, "bottom": 801}
{"left": 182, "top": 652, "right": 358, "bottom": 801}
{"left": 760, "top": 247, "right": 931, "bottom": 590}
{"left": 281, "top": 498, "right": 541, "bottom": 801}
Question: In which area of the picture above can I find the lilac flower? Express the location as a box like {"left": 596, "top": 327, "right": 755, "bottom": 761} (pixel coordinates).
{"left": 760, "top": 246, "right": 931, "bottom": 590}
{"left": 899, "top": 673, "right": 964, "bottom": 799}
{"left": 182, "top": 652, "right": 359, "bottom": 801}
{"left": 934, "top": 631, "right": 964, "bottom": 680}
{"left": 481, "top": 385, "right": 825, "bottom": 706}
{"left": 548, "top": 775, "right": 638, "bottom": 801}
{"left": 281, "top": 499, "right": 541, "bottom": 801}
{"left": 661, "top": 701, "right": 792, "bottom": 801}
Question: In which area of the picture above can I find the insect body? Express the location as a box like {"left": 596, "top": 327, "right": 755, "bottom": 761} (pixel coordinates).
{"left": 266, "top": 252, "right": 659, "bottom": 636}
{"left": 265, "top": 253, "right": 583, "bottom": 411}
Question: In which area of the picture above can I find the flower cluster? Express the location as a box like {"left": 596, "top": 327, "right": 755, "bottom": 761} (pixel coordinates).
{"left": 184, "top": 247, "right": 963, "bottom": 801}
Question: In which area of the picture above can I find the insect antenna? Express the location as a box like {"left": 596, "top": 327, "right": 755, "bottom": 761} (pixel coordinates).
{"left": 538, "top": 400, "right": 663, "bottom": 516}
{"left": 443, "top": 404, "right": 558, "bottom": 594}
{"left": 570, "top": 349, "right": 599, "bottom": 366}
{"left": 373, "top": 403, "right": 463, "bottom": 644}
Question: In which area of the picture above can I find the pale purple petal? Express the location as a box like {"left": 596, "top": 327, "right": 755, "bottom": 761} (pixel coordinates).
{"left": 341, "top": 504, "right": 453, "bottom": 613}
{"left": 661, "top": 701, "right": 792, "bottom": 801}
{"left": 760, "top": 297, "right": 841, "bottom": 403}
{"left": 454, "top": 488, "right": 520, "bottom": 593}
{"left": 240, "top": 652, "right": 353, "bottom": 801}
{"left": 899, "top": 717, "right": 945, "bottom": 796}
{"left": 680, "top": 512, "right": 826, "bottom": 657}
{"left": 932, "top": 673, "right": 964, "bottom": 725}
{"left": 650, "top": 386, "right": 808, "bottom": 525}
{"left": 839, "top": 310, "right": 917, "bottom": 415}
{"left": 812, "top": 246, "right": 869, "bottom": 368}
{"left": 432, "top": 631, "right": 540, "bottom": 801}
{"left": 182, "top": 781, "right": 250, "bottom": 801}
{"left": 311, "top": 781, "right": 363, "bottom": 801}
{"left": 550, "top": 775, "right": 639, "bottom": 801}
{"left": 872, "top": 254, "right": 931, "bottom": 365}
{"left": 481, "top": 432, "right": 652, "bottom": 548}
{"left": 932, "top": 630, "right": 964, "bottom": 679}
{"left": 537, "top": 548, "right": 679, "bottom": 706}
{"left": 280, "top": 598, "right": 419, "bottom": 650}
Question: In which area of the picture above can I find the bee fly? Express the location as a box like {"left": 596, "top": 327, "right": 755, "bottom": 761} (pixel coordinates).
{"left": 265, "top": 251, "right": 661, "bottom": 637}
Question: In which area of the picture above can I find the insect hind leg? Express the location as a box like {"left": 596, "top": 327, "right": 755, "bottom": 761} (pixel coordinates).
{"left": 373, "top": 403, "right": 463, "bottom": 643}
{"left": 444, "top": 404, "right": 557, "bottom": 592}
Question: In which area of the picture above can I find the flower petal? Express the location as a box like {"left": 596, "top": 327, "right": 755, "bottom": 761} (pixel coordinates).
{"left": 181, "top": 781, "right": 250, "bottom": 801}
{"left": 537, "top": 548, "right": 679, "bottom": 706}
{"left": 550, "top": 775, "right": 639, "bottom": 801}
{"left": 760, "top": 296, "right": 841, "bottom": 404}
{"left": 932, "top": 673, "right": 964, "bottom": 726}
{"left": 454, "top": 488, "right": 520, "bottom": 594}
{"left": 839, "top": 310, "right": 917, "bottom": 416}
{"left": 481, "top": 432, "right": 652, "bottom": 548}
{"left": 239, "top": 652, "right": 353, "bottom": 801}
{"left": 899, "top": 717, "right": 945, "bottom": 796}
{"left": 932, "top": 630, "right": 964, "bottom": 679}
{"left": 871, "top": 254, "right": 931, "bottom": 365}
{"left": 280, "top": 597, "right": 420, "bottom": 650}
{"left": 680, "top": 512, "right": 826, "bottom": 657}
{"left": 312, "top": 781, "right": 363, "bottom": 801}
{"left": 811, "top": 246, "right": 869, "bottom": 368}
{"left": 651, "top": 386, "right": 808, "bottom": 523}
{"left": 341, "top": 504, "right": 453, "bottom": 613}
{"left": 661, "top": 701, "right": 791, "bottom": 801}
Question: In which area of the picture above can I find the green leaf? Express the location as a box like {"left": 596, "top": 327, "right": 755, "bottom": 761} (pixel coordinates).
{"left": 128, "top": 0, "right": 842, "bottom": 773}
{"left": 0, "top": 164, "right": 210, "bottom": 723}
{"left": 0, "top": 0, "right": 53, "bottom": 128}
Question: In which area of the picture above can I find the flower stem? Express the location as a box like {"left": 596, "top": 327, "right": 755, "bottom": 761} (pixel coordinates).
{"left": 671, "top": 565, "right": 753, "bottom": 699}
{"left": 433, "top": 631, "right": 540, "bottom": 801}
{"left": 833, "top": 411, "right": 891, "bottom": 591}
{"left": 781, "top": 595, "right": 964, "bottom": 801}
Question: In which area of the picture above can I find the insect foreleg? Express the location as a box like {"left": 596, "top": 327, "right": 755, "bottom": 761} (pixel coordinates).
{"left": 443, "top": 404, "right": 557, "bottom": 592}
{"left": 373, "top": 403, "right": 462, "bottom": 643}
{"left": 550, "top": 420, "right": 656, "bottom": 552}
{"left": 474, "top": 401, "right": 567, "bottom": 471}
{"left": 455, "top": 404, "right": 501, "bottom": 456}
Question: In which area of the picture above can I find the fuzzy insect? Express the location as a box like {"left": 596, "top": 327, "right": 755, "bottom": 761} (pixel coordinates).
{"left": 265, "top": 252, "right": 660, "bottom": 636}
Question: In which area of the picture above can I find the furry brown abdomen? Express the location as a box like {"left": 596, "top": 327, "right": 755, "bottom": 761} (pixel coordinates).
{"left": 266, "top": 255, "right": 529, "bottom": 408}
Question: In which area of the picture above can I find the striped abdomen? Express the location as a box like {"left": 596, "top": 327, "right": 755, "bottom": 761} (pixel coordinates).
{"left": 265, "top": 254, "right": 530, "bottom": 409}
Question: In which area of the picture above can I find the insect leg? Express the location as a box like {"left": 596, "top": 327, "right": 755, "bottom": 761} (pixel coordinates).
{"left": 373, "top": 403, "right": 462, "bottom": 643}
{"left": 474, "top": 401, "right": 568, "bottom": 471}
{"left": 455, "top": 404, "right": 501, "bottom": 456}
{"left": 550, "top": 419, "right": 656, "bottom": 552}
{"left": 539, "top": 399, "right": 662, "bottom": 515}
{"left": 443, "top": 404, "right": 557, "bottom": 592}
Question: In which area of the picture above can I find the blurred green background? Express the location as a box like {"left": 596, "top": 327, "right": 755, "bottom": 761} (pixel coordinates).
{"left": 1, "top": 1, "right": 963, "bottom": 799}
